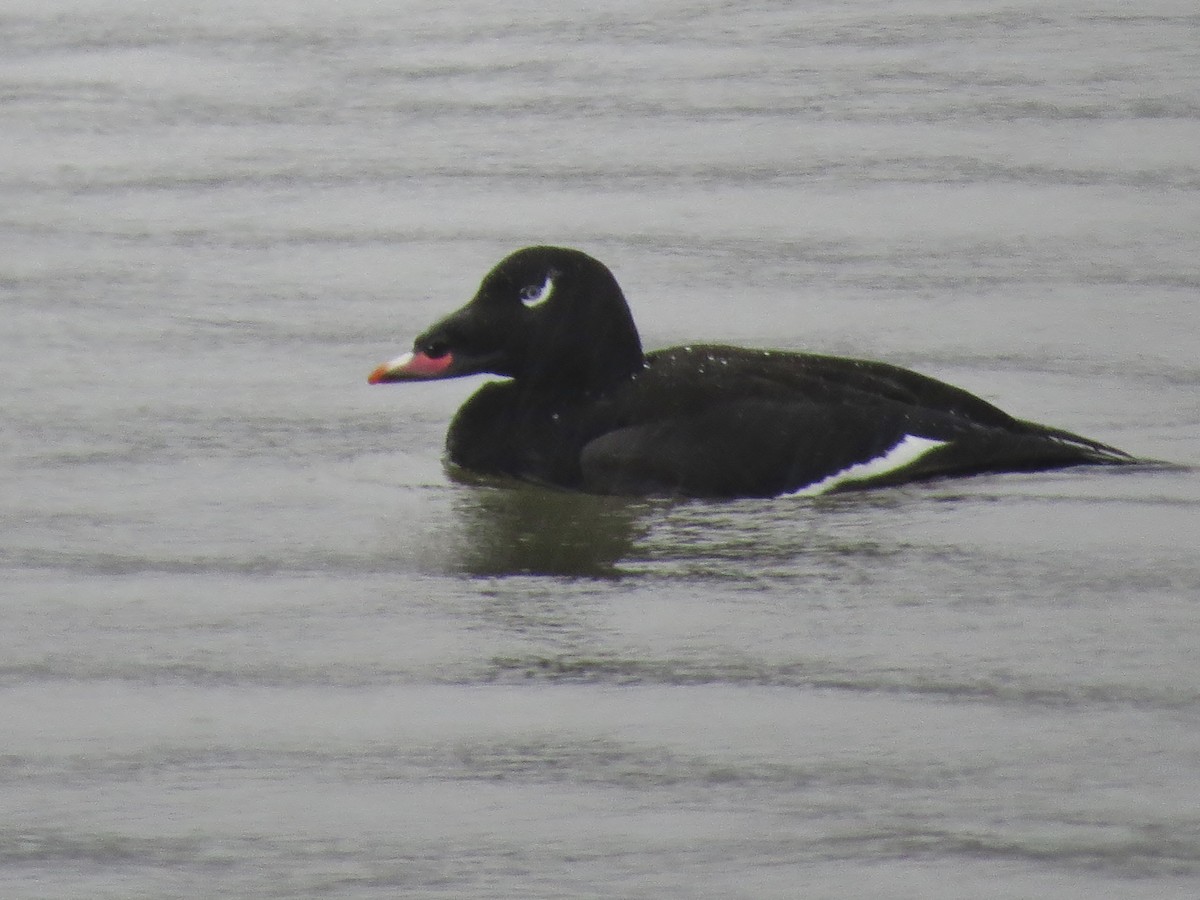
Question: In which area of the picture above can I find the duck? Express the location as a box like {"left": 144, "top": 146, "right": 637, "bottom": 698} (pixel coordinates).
{"left": 368, "top": 246, "right": 1137, "bottom": 498}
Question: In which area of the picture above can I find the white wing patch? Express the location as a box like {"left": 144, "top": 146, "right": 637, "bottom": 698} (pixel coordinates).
{"left": 789, "top": 434, "right": 949, "bottom": 497}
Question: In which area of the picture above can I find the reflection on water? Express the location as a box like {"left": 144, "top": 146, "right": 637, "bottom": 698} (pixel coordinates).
{"left": 448, "top": 480, "right": 652, "bottom": 577}
{"left": 441, "top": 472, "right": 926, "bottom": 580}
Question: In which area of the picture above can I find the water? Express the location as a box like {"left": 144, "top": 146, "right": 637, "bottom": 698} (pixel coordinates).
{"left": 3, "top": 1, "right": 1200, "bottom": 897}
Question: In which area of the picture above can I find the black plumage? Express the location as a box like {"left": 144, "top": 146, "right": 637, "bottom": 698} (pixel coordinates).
{"left": 369, "top": 246, "right": 1136, "bottom": 498}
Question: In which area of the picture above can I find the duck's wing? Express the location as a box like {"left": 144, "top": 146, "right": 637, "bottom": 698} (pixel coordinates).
{"left": 578, "top": 397, "right": 1131, "bottom": 498}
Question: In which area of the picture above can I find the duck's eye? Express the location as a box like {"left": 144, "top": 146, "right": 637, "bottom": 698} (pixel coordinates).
{"left": 423, "top": 340, "right": 450, "bottom": 359}
{"left": 518, "top": 275, "right": 554, "bottom": 307}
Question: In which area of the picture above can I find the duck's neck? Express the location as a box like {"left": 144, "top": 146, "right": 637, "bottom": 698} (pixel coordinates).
{"left": 522, "top": 297, "right": 645, "bottom": 394}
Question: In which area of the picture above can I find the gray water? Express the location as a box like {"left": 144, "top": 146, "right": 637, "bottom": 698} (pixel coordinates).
{"left": 4, "top": 1, "right": 1200, "bottom": 897}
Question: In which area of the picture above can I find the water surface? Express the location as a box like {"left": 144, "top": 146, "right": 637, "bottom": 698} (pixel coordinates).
{"left": 3, "top": 1, "right": 1200, "bottom": 897}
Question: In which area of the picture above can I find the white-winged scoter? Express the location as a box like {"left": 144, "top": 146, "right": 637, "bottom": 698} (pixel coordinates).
{"left": 368, "top": 246, "right": 1137, "bottom": 498}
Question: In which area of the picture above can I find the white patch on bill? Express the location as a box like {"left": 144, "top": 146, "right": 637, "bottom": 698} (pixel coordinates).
{"left": 387, "top": 351, "right": 415, "bottom": 369}
{"left": 789, "top": 434, "right": 948, "bottom": 496}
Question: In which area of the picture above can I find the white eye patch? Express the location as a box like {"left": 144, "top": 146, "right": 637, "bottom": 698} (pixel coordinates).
{"left": 519, "top": 274, "right": 554, "bottom": 307}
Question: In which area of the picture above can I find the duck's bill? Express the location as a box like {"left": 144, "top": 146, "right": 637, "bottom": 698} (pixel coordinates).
{"left": 367, "top": 350, "right": 456, "bottom": 383}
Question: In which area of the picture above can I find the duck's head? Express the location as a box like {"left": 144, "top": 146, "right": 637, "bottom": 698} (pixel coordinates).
{"left": 368, "top": 246, "right": 645, "bottom": 392}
